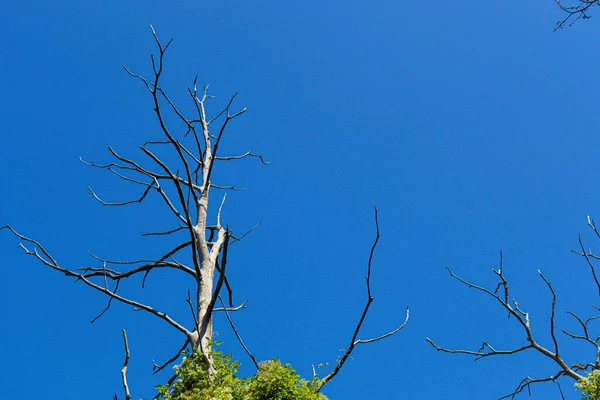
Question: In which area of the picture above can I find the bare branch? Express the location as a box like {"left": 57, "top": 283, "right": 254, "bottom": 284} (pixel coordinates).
{"left": 214, "top": 300, "right": 248, "bottom": 312}
{"left": 83, "top": 241, "right": 195, "bottom": 283}
{"left": 215, "top": 150, "right": 270, "bottom": 164}
{"left": 555, "top": 0, "right": 599, "bottom": 30}
{"left": 354, "top": 307, "right": 409, "bottom": 345}
{"left": 539, "top": 270, "right": 560, "bottom": 357}
{"left": 203, "top": 93, "right": 247, "bottom": 194}
{"left": 428, "top": 254, "right": 585, "bottom": 398}
{"left": 187, "top": 289, "right": 200, "bottom": 334}
{"left": 219, "top": 296, "right": 259, "bottom": 370}
{"left": 572, "top": 234, "right": 600, "bottom": 296}
{"left": 119, "top": 329, "right": 131, "bottom": 400}
{"left": 427, "top": 337, "right": 533, "bottom": 360}
{"left": 138, "top": 145, "right": 201, "bottom": 276}
{"left": 1, "top": 225, "right": 191, "bottom": 337}
{"left": 91, "top": 280, "right": 120, "bottom": 323}
{"left": 588, "top": 215, "right": 600, "bottom": 239}
{"left": 210, "top": 183, "right": 246, "bottom": 191}
{"left": 206, "top": 229, "right": 231, "bottom": 320}
{"left": 217, "top": 194, "right": 226, "bottom": 228}
{"left": 122, "top": 65, "right": 152, "bottom": 92}
{"left": 141, "top": 225, "right": 186, "bottom": 237}
{"left": 153, "top": 339, "right": 190, "bottom": 375}
{"left": 88, "top": 184, "right": 153, "bottom": 206}
{"left": 498, "top": 371, "right": 566, "bottom": 400}
{"left": 316, "top": 205, "right": 408, "bottom": 391}
{"left": 231, "top": 221, "right": 262, "bottom": 245}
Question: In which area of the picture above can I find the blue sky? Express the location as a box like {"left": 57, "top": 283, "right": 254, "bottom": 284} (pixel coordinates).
{"left": 2, "top": 1, "right": 600, "bottom": 399}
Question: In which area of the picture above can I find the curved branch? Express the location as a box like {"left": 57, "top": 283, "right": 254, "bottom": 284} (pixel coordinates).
{"left": 316, "top": 205, "right": 408, "bottom": 391}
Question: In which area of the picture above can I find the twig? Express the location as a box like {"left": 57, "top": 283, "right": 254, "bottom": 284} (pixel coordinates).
{"left": 555, "top": 0, "right": 598, "bottom": 30}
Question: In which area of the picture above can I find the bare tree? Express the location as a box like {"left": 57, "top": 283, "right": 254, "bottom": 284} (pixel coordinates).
{"left": 555, "top": 0, "right": 600, "bottom": 29}
{"left": 427, "top": 217, "right": 600, "bottom": 399}
{"left": 2, "top": 26, "right": 408, "bottom": 398}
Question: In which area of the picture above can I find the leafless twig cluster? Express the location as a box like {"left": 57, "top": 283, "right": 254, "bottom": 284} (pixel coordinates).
{"left": 428, "top": 217, "right": 600, "bottom": 399}
{"left": 555, "top": 0, "right": 599, "bottom": 30}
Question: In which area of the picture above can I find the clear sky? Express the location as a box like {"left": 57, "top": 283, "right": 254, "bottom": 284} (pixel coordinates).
{"left": 2, "top": 2, "right": 600, "bottom": 399}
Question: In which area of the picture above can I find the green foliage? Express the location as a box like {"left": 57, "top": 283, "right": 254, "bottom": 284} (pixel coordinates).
{"left": 245, "top": 360, "right": 326, "bottom": 400}
{"left": 154, "top": 345, "right": 328, "bottom": 400}
{"left": 576, "top": 370, "right": 600, "bottom": 400}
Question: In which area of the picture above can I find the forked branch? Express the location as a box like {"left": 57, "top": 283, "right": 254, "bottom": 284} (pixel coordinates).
{"left": 555, "top": 0, "right": 599, "bottom": 30}
{"left": 1, "top": 225, "right": 191, "bottom": 337}
{"left": 316, "top": 205, "right": 409, "bottom": 391}
{"left": 427, "top": 255, "right": 584, "bottom": 399}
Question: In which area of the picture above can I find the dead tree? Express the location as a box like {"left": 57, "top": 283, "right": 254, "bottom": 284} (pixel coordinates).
{"left": 555, "top": 0, "right": 600, "bottom": 29}
{"left": 427, "top": 217, "right": 600, "bottom": 399}
{"left": 2, "top": 26, "right": 408, "bottom": 398}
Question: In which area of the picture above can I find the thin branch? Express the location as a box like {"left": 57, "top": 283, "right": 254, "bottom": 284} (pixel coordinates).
{"left": 231, "top": 221, "right": 262, "bottom": 244}
{"left": 215, "top": 150, "right": 270, "bottom": 164}
{"left": 555, "top": 0, "right": 598, "bottom": 30}
{"left": 186, "top": 289, "right": 200, "bottom": 334}
{"left": 210, "top": 183, "right": 246, "bottom": 191}
{"left": 139, "top": 145, "right": 201, "bottom": 276}
{"left": 83, "top": 241, "right": 195, "bottom": 281}
{"left": 153, "top": 339, "right": 190, "bottom": 375}
{"left": 218, "top": 296, "right": 259, "bottom": 370}
{"left": 91, "top": 280, "right": 120, "bottom": 323}
{"left": 588, "top": 215, "right": 600, "bottom": 239}
{"left": 1, "top": 225, "right": 191, "bottom": 337}
{"left": 353, "top": 307, "right": 410, "bottom": 345}
{"left": 214, "top": 300, "right": 248, "bottom": 312}
{"left": 427, "top": 338, "right": 533, "bottom": 359}
{"left": 498, "top": 371, "right": 566, "bottom": 400}
{"left": 572, "top": 235, "right": 600, "bottom": 296}
{"left": 203, "top": 93, "right": 246, "bottom": 195}
{"left": 120, "top": 329, "right": 131, "bottom": 400}
{"left": 316, "top": 205, "right": 408, "bottom": 391}
{"left": 539, "top": 270, "right": 560, "bottom": 357}
{"left": 141, "top": 225, "right": 186, "bottom": 237}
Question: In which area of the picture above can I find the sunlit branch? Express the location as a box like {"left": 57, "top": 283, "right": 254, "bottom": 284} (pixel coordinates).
{"left": 87, "top": 184, "right": 153, "bottom": 206}
{"left": 119, "top": 329, "right": 132, "bottom": 400}
{"left": 214, "top": 299, "right": 247, "bottom": 312}
{"left": 210, "top": 183, "right": 246, "bottom": 191}
{"left": 215, "top": 150, "right": 270, "bottom": 164}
